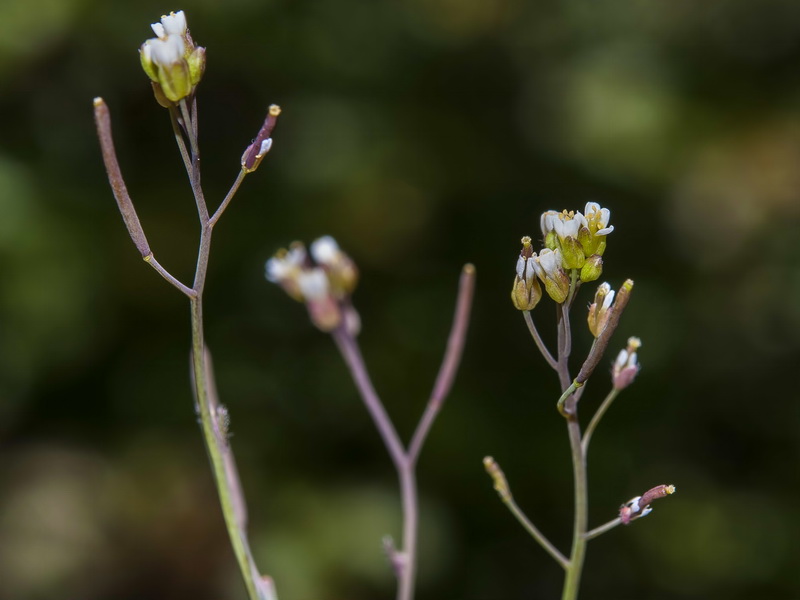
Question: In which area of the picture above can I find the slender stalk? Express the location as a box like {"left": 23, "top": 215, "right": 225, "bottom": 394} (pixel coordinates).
{"left": 144, "top": 254, "right": 195, "bottom": 297}
{"left": 523, "top": 310, "right": 558, "bottom": 370}
{"left": 168, "top": 105, "right": 193, "bottom": 176}
{"left": 581, "top": 389, "right": 620, "bottom": 457}
{"left": 96, "top": 93, "right": 272, "bottom": 599}
{"left": 408, "top": 264, "right": 475, "bottom": 464}
{"left": 585, "top": 517, "right": 621, "bottom": 541}
{"left": 558, "top": 269, "right": 588, "bottom": 600}
{"left": 190, "top": 296, "right": 261, "bottom": 600}
{"left": 331, "top": 329, "right": 415, "bottom": 600}
{"left": 209, "top": 169, "right": 248, "bottom": 228}
{"left": 561, "top": 415, "right": 588, "bottom": 600}
{"left": 332, "top": 266, "right": 474, "bottom": 600}
{"left": 509, "top": 496, "right": 569, "bottom": 569}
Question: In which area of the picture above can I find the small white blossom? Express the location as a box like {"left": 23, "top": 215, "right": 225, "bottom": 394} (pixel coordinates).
{"left": 296, "top": 268, "right": 330, "bottom": 300}
{"left": 160, "top": 11, "right": 187, "bottom": 36}
{"left": 265, "top": 245, "right": 306, "bottom": 282}
{"left": 585, "top": 202, "right": 614, "bottom": 236}
{"left": 310, "top": 235, "right": 341, "bottom": 266}
{"left": 146, "top": 34, "right": 185, "bottom": 66}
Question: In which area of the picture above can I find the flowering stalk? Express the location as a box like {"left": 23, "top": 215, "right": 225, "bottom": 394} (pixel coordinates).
{"left": 268, "top": 251, "right": 475, "bottom": 600}
{"left": 95, "top": 11, "right": 280, "bottom": 600}
{"left": 495, "top": 204, "right": 675, "bottom": 600}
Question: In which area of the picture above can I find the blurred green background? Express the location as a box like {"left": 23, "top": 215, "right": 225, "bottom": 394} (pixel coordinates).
{"left": 1, "top": 0, "right": 799, "bottom": 598}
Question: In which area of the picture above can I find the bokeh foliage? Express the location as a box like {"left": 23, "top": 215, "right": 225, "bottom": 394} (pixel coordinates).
{"left": 1, "top": 0, "right": 799, "bottom": 598}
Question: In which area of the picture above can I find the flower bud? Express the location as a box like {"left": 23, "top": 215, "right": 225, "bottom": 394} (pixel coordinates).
{"left": 242, "top": 105, "right": 282, "bottom": 173}
{"left": 310, "top": 235, "right": 359, "bottom": 296}
{"left": 612, "top": 337, "right": 641, "bottom": 390}
{"left": 533, "top": 248, "right": 570, "bottom": 304}
{"left": 139, "top": 11, "right": 205, "bottom": 106}
{"left": 580, "top": 254, "right": 603, "bottom": 282}
{"left": 511, "top": 236, "right": 542, "bottom": 310}
{"left": 483, "top": 456, "right": 512, "bottom": 502}
{"left": 266, "top": 237, "right": 359, "bottom": 334}
{"left": 619, "top": 484, "right": 675, "bottom": 524}
{"left": 581, "top": 202, "right": 614, "bottom": 257}
{"left": 587, "top": 282, "right": 614, "bottom": 337}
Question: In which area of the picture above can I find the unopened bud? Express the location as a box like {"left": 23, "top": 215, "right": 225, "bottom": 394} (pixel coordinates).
{"left": 242, "top": 105, "right": 281, "bottom": 173}
{"left": 612, "top": 336, "right": 641, "bottom": 390}
{"left": 511, "top": 236, "right": 542, "bottom": 310}
{"left": 580, "top": 254, "right": 603, "bottom": 282}
{"left": 620, "top": 484, "right": 675, "bottom": 524}
{"left": 139, "top": 11, "right": 205, "bottom": 105}
{"left": 483, "top": 456, "right": 512, "bottom": 502}
{"left": 534, "top": 248, "right": 570, "bottom": 304}
{"left": 587, "top": 282, "right": 614, "bottom": 337}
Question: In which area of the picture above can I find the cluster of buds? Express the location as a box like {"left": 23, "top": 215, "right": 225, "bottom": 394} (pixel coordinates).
{"left": 140, "top": 11, "right": 206, "bottom": 106}
{"left": 619, "top": 484, "right": 676, "bottom": 524}
{"left": 266, "top": 236, "right": 360, "bottom": 334}
{"left": 512, "top": 203, "right": 614, "bottom": 308}
{"left": 612, "top": 337, "right": 641, "bottom": 390}
{"left": 540, "top": 202, "right": 613, "bottom": 283}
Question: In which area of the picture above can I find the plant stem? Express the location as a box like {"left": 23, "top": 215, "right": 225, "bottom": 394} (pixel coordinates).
{"left": 558, "top": 270, "right": 589, "bottom": 600}
{"left": 190, "top": 295, "right": 261, "bottom": 600}
{"left": 585, "top": 518, "right": 622, "bottom": 541}
{"left": 507, "top": 496, "right": 569, "bottom": 569}
{"left": 332, "top": 265, "right": 474, "bottom": 600}
{"left": 561, "top": 414, "right": 588, "bottom": 600}
{"left": 332, "top": 329, "right": 416, "bottom": 600}
{"left": 581, "top": 389, "right": 619, "bottom": 457}
{"left": 523, "top": 310, "right": 558, "bottom": 370}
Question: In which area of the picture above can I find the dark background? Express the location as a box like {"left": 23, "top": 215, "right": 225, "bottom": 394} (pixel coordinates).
{"left": 1, "top": 1, "right": 799, "bottom": 599}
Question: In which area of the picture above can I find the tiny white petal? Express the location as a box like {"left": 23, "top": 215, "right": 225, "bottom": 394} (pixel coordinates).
{"left": 151, "top": 23, "right": 166, "bottom": 38}
{"left": 265, "top": 258, "right": 288, "bottom": 282}
{"left": 602, "top": 290, "right": 615, "bottom": 309}
{"left": 310, "top": 236, "right": 340, "bottom": 265}
{"left": 615, "top": 349, "right": 629, "bottom": 368}
{"left": 537, "top": 248, "right": 558, "bottom": 276}
{"left": 258, "top": 138, "right": 273, "bottom": 156}
{"left": 640, "top": 506, "right": 653, "bottom": 517}
{"left": 525, "top": 258, "right": 535, "bottom": 282}
{"left": 297, "top": 268, "right": 330, "bottom": 300}
{"left": 599, "top": 208, "right": 611, "bottom": 227}
{"left": 541, "top": 210, "right": 558, "bottom": 236}
{"left": 285, "top": 245, "right": 307, "bottom": 267}
{"left": 595, "top": 225, "right": 614, "bottom": 236}
{"left": 584, "top": 201, "right": 600, "bottom": 214}
{"left": 150, "top": 34, "right": 184, "bottom": 65}
{"left": 161, "top": 11, "right": 187, "bottom": 36}
{"left": 628, "top": 352, "right": 638, "bottom": 367}
{"left": 515, "top": 256, "right": 526, "bottom": 279}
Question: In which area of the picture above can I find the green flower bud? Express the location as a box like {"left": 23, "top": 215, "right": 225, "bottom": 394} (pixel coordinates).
{"left": 580, "top": 254, "right": 603, "bottom": 282}
{"left": 533, "top": 248, "right": 570, "bottom": 304}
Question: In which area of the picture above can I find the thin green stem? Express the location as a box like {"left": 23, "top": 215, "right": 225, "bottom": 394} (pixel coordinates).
{"left": 581, "top": 389, "right": 620, "bottom": 457}
{"left": 523, "top": 310, "right": 558, "bottom": 370}
{"left": 209, "top": 169, "right": 248, "bottom": 228}
{"left": 505, "top": 496, "right": 569, "bottom": 569}
{"left": 585, "top": 517, "right": 622, "bottom": 541}
{"left": 190, "top": 298, "right": 261, "bottom": 600}
{"left": 561, "top": 415, "right": 588, "bottom": 600}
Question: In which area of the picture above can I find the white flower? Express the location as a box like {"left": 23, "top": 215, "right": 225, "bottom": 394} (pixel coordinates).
{"left": 145, "top": 34, "right": 185, "bottom": 66}
{"left": 160, "top": 11, "right": 187, "bottom": 36}
{"left": 585, "top": 202, "right": 614, "bottom": 236}
{"left": 535, "top": 248, "right": 562, "bottom": 278}
{"left": 265, "top": 245, "right": 306, "bottom": 282}
{"left": 310, "top": 236, "right": 341, "bottom": 266}
{"left": 515, "top": 254, "right": 535, "bottom": 284}
{"left": 296, "top": 268, "right": 330, "bottom": 301}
